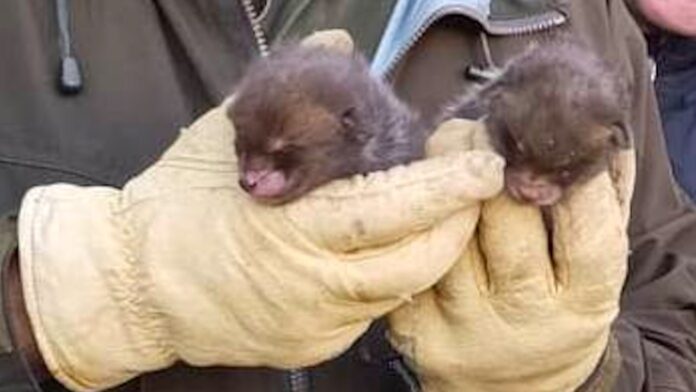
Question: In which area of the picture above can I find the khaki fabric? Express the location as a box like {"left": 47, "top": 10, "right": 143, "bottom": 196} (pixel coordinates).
{"left": 15, "top": 31, "right": 503, "bottom": 392}
{"left": 387, "top": 147, "right": 636, "bottom": 392}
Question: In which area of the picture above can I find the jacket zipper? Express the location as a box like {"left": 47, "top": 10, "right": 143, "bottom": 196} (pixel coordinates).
{"left": 384, "top": 5, "right": 567, "bottom": 77}
{"left": 241, "top": 1, "right": 312, "bottom": 391}
{"left": 240, "top": 0, "right": 270, "bottom": 56}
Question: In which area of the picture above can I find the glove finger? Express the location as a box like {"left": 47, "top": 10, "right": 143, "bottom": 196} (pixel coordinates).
{"left": 425, "top": 118, "right": 494, "bottom": 157}
{"left": 478, "top": 194, "right": 556, "bottom": 297}
{"left": 283, "top": 149, "right": 503, "bottom": 253}
{"left": 300, "top": 29, "right": 354, "bottom": 54}
{"left": 322, "top": 206, "right": 481, "bottom": 302}
{"left": 551, "top": 171, "right": 629, "bottom": 295}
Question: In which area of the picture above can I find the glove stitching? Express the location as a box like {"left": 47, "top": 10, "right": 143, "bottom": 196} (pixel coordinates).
{"left": 110, "top": 199, "right": 176, "bottom": 363}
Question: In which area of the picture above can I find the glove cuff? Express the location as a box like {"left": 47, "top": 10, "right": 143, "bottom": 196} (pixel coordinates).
{"left": 18, "top": 184, "right": 174, "bottom": 391}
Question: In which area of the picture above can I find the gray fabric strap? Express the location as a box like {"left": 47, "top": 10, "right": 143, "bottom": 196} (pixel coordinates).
{"left": 0, "top": 213, "right": 18, "bottom": 354}
{"left": 0, "top": 213, "right": 37, "bottom": 391}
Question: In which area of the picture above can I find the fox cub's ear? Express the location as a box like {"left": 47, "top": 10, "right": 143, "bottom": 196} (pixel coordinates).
{"left": 608, "top": 122, "right": 633, "bottom": 149}
{"left": 341, "top": 107, "right": 370, "bottom": 144}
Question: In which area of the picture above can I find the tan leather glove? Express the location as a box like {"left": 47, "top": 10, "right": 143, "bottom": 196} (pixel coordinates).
{"left": 16, "top": 32, "right": 504, "bottom": 392}
{"left": 388, "top": 144, "right": 636, "bottom": 392}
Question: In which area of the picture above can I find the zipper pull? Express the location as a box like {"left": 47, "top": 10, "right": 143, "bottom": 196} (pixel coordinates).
{"left": 56, "top": 0, "right": 83, "bottom": 95}
{"left": 464, "top": 65, "right": 502, "bottom": 82}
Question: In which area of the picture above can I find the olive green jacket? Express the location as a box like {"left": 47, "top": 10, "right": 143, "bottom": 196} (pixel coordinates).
{"left": 1, "top": 1, "right": 694, "bottom": 391}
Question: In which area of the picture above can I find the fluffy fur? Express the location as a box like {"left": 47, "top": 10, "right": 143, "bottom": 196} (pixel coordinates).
{"left": 229, "top": 44, "right": 427, "bottom": 204}
{"left": 442, "top": 39, "right": 631, "bottom": 205}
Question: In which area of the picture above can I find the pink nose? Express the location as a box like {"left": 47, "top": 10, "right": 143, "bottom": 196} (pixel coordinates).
{"left": 239, "top": 169, "right": 269, "bottom": 191}
{"left": 514, "top": 183, "right": 562, "bottom": 206}
{"left": 238, "top": 169, "right": 288, "bottom": 199}
{"left": 505, "top": 169, "right": 562, "bottom": 206}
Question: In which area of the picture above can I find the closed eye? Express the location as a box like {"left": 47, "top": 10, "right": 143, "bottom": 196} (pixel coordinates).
{"left": 270, "top": 144, "right": 306, "bottom": 164}
{"left": 555, "top": 167, "right": 577, "bottom": 186}
{"left": 270, "top": 142, "right": 300, "bottom": 154}
{"left": 498, "top": 124, "right": 525, "bottom": 158}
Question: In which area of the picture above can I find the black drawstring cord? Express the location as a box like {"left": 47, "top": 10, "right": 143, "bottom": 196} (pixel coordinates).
{"left": 56, "top": 0, "right": 83, "bottom": 94}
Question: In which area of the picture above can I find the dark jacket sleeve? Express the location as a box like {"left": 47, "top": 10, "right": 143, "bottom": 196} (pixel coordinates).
{"left": 0, "top": 0, "right": 259, "bottom": 213}
{"left": 622, "top": 0, "right": 654, "bottom": 32}
{"left": 601, "top": 0, "right": 696, "bottom": 390}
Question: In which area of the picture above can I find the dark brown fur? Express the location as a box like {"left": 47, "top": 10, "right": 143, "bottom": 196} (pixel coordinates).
{"left": 442, "top": 39, "right": 632, "bottom": 206}
{"left": 229, "top": 44, "right": 427, "bottom": 205}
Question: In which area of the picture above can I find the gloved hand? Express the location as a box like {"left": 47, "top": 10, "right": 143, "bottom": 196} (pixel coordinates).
{"left": 388, "top": 145, "right": 636, "bottom": 392}
{"left": 16, "top": 31, "right": 504, "bottom": 391}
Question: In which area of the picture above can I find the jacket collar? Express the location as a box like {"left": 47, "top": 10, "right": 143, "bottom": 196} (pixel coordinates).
{"left": 370, "top": 0, "right": 567, "bottom": 76}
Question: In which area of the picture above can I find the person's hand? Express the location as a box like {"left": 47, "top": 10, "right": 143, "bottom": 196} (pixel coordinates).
{"left": 637, "top": 0, "right": 696, "bottom": 36}
{"left": 15, "top": 31, "right": 504, "bottom": 392}
{"left": 388, "top": 144, "right": 635, "bottom": 391}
